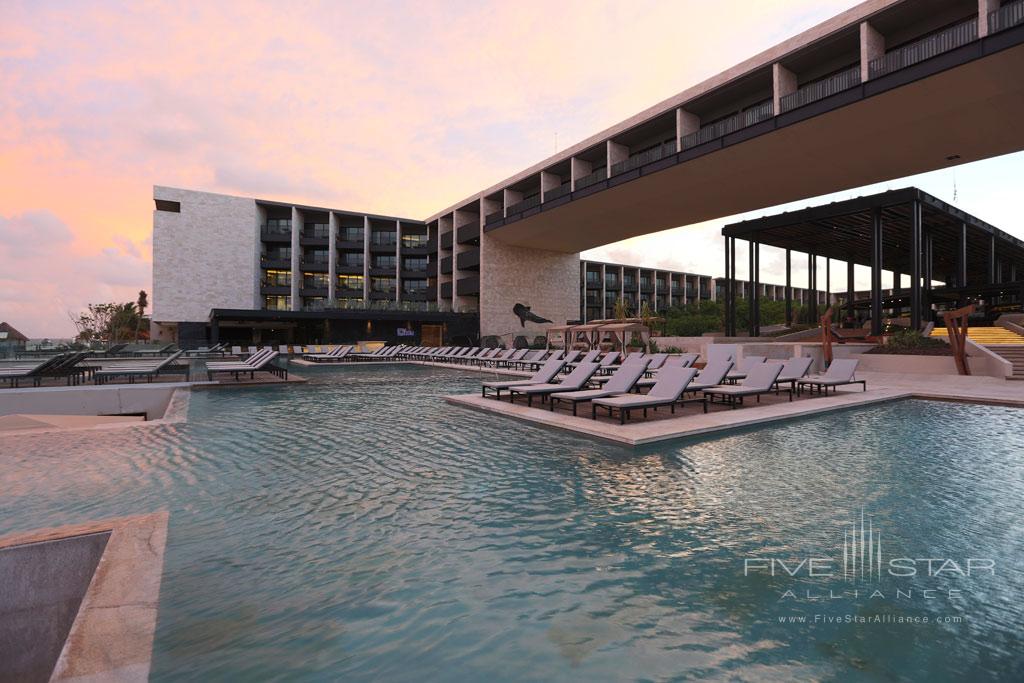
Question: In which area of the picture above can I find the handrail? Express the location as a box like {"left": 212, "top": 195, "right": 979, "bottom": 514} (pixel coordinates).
{"left": 609, "top": 140, "right": 676, "bottom": 177}
{"left": 779, "top": 65, "right": 861, "bottom": 113}
{"left": 869, "top": 18, "right": 977, "bottom": 79}
{"left": 506, "top": 194, "right": 541, "bottom": 215}
{"left": 543, "top": 183, "right": 571, "bottom": 202}
{"left": 989, "top": 0, "right": 1024, "bottom": 34}
{"left": 574, "top": 167, "right": 607, "bottom": 191}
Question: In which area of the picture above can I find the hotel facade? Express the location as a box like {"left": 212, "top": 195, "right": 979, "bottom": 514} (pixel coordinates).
{"left": 152, "top": 0, "right": 1024, "bottom": 346}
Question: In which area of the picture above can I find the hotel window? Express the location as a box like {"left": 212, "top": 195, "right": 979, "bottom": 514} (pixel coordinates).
{"left": 371, "top": 276, "right": 396, "bottom": 292}
{"left": 304, "top": 222, "right": 329, "bottom": 239}
{"left": 264, "top": 295, "right": 290, "bottom": 311}
{"left": 586, "top": 271, "right": 600, "bottom": 285}
{"left": 337, "top": 274, "right": 364, "bottom": 292}
{"left": 402, "top": 233, "right": 428, "bottom": 248}
{"left": 370, "top": 231, "right": 397, "bottom": 246}
{"left": 262, "top": 247, "right": 291, "bottom": 262}
{"left": 373, "top": 255, "right": 397, "bottom": 269}
{"left": 605, "top": 274, "right": 618, "bottom": 287}
{"left": 302, "top": 296, "right": 326, "bottom": 310}
{"left": 303, "top": 249, "right": 329, "bottom": 264}
{"left": 339, "top": 252, "right": 364, "bottom": 267}
{"left": 263, "top": 269, "right": 291, "bottom": 287}
{"left": 340, "top": 226, "right": 364, "bottom": 242}
{"left": 624, "top": 274, "right": 636, "bottom": 287}
{"left": 303, "top": 272, "right": 329, "bottom": 289}
{"left": 403, "top": 257, "right": 427, "bottom": 271}
{"left": 403, "top": 279, "right": 428, "bottom": 294}
{"left": 263, "top": 218, "right": 291, "bottom": 235}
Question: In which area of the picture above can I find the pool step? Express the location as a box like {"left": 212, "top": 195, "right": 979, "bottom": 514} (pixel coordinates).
{"left": 984, "top": 344, "right": 1024, "bottom": 379}
{"left": 929, "top": 327, "right": 1024, "bottom": 344}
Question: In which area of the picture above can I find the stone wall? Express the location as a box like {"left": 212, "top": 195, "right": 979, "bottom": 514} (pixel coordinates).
{"left": 479, "top": 233, "right": 579, "bottom": 343}
{"left": 152, "top": 186, "right": 258, "bottom": 323}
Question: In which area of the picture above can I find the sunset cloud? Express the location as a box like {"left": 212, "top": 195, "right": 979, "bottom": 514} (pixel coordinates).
{"left": 2, "top": 0, "right": 1021, "bottom": 336}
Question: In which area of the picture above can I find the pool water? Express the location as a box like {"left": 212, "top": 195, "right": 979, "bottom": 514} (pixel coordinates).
{"left": 1, "top": 364, "right": 1022, "bottom": 681}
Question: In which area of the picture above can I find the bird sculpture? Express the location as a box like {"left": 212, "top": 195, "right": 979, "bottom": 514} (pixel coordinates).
{"left": 512, "top": 303, "right": 552, "bottom": 327}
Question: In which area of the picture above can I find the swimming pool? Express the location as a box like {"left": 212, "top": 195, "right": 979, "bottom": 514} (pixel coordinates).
{"left": 1, "top": 364, "right": 1021, "bottom": 681}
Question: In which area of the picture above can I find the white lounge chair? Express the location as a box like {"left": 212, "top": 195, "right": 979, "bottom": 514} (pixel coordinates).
{"left": 549, "top": 362, "right": 649, "bottom": 416}
{"left": 703, "top": 362, "right": 786, "bottom": 408}
{"left": 796, "top": 359, "right": 865, "bottom": 395}
{"left": 591, "top": 367, "right": 703, "bottom": 424}
{"left": 726, "top": 355, "right": 767, "bottom": 382}
{"left": 507, "top": 362, "right": 600, "bottom": 407}
{"left": 481, "top": 358, "right": 565, "bottom": 398}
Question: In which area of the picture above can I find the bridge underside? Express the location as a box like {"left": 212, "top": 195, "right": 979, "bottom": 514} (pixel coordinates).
{"left": 486, "top": 40, "right": 1024, "bottom": 253}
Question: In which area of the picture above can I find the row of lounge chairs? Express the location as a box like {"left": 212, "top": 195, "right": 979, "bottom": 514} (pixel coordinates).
{"left": 93, "top": 351, "right": 186, "bottom": 384}
{"left": 206, "top": 348, "right": 287, "bottom": 381}
{"left": 481, "top": 353, "right": 867, "bottom": 423}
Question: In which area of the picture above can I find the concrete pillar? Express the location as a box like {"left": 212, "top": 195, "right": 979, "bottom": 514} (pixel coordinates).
{"left": 502, "top": 189, "right": 522, "bottom": 217}
{"left": 570, "top": 157, "right": 592, "bottom": 191}
{"left": 785, "top": 249, "right": 792, "bottom": 326}
{"left": 772, "top": 63, "right": 797, "bottom": 114}
{"left": 540, "top": 171, "right": 561, "bottom": 201}
{"left": 871, "top": 207, "right": 883, "bottom": 335}
{"left": 362, "top": 216, "right": 371, "bottom": 302}
{"left": 328, "top": 212, "right": 337, "bottom": 302}
{"left": 607, "top": 140, "right": 629, "bottom": 174}
{"left": 395, "top": 219, "right": 402, "bottom": 303}
{"left": 846, "top": 260, "right": 855, "bottom": 319}
{"left": 600, "top": 263, "right": 607, "bottom": 318}
{"left": 958, "top": 222, "right": 968, "bottom": 289}
{"left": 979, "top": 0, "right": 999, "bottom": 37}
{"left": 989, "top": 234, "right": 997, "bottom": 284}
{"left": 290, "top": 207, "right": 301, "bottom": 311}
{"left": 860, "top": 21, "right": 885, "bottom": 82}
{"left": 910, "top": 200, "right": 922, "bottom": 330}
{"left": 676, "top": 108, "right": 700, "bottom": 151}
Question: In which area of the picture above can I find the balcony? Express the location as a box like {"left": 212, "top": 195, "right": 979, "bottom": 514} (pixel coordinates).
{"left": 604, "top": 279, "right": 619, "bottom": 289}
{"left": 544, "top": 183, "right": 571, "bottom": 202}
{"left": 301, "top": 255, "right": 329, "bottom": 272}
{"left": 440, "top": 255, "right": 453, "bottom": 275}
{"left": 779, "top": 65, "right": 861, "bottom": 113}
{"left": 261, "top": 255, "right": 291, "bottom": 269}
{"left": 301, "top": 225, "right": 329, "bottom": 244}
{"left": 484, "top": 210, "right": 503, "bottom": 226}
{"left": 609, "top": 140, "right": 676, "bottom": 177}
{"left": 260, "top": 225, "right": 291, "bottom": 242}
{"left": 575, "top": 167, "right": 607, "bottom": 191}
{"left": 990, "top": 1, "right": 1024, "bottom": 34}
{"left": 260, "top": 282, "right": 291, "bottom": 295}
{"left": 456, "top": 275, "right": 480, "bottom": 296}
{"left": 456, "top": 249, "right": 480, "bottom": 270}
{"left": 401, "top": 234, "right": 431, "bottom": 255}
{"left": 440, "top": 231, "right": 453, "bottom": 249}
{"left": 682, "top": 100, "right": 774, "bottom": 148}
{"left": 440, "top": 281, "right": 453, "bottom": 299}
{"left": 369, "top": 233, "right": 397, "bottom": 251}
{"left": 869, "top": 18, "right": 977, "bottom": 80}
{"left": 456, "top": 221, "right": 480, "bottom": 244}
{"left": 506, "top": 194, "right": 540, "bottom": 216}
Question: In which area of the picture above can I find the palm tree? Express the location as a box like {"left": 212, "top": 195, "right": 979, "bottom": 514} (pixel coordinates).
{"left": 135, "top": 290, "right": 148, "bottom": 341}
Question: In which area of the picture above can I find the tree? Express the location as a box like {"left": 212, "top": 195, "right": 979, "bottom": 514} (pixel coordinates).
{"left": 135, "top": 290, "right": 149, "bottom": 341}
{"left": 70, "top": 302, "right": 143, "bottom": 344}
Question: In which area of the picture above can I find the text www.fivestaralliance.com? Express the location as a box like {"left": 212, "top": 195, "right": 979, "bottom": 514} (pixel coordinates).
{"left": 778, "top": 614, "right": 965, "bottom": 624}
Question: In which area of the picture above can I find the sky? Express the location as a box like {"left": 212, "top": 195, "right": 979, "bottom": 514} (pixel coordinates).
{"left": 2, "top": 0, "right": 1023, "bottom": 337}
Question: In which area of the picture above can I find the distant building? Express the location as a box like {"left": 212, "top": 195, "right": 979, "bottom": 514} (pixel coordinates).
{"left": 0, "top": 322, "right": 28, "bottom": 358}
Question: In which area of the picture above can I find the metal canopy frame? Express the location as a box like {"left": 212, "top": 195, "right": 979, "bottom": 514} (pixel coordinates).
{"left": 721, "top": 187, "right": 1024, "bottom": 336}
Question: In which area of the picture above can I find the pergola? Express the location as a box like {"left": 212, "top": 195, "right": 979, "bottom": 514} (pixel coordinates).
{"left": 721, "top": 188, "right": 1024, "bottom": 336}
{"left": 544, "top": 324, "right": 576, "bottom": 350}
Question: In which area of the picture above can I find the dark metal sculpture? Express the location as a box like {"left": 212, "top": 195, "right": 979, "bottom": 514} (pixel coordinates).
{"left": 943, "top": 304, "right": 975, "bottom": 376}
{"left": 512, "top": 303, "right": 552, "bottom": 327}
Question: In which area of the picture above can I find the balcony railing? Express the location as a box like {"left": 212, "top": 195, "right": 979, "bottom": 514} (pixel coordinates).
{"left": 543, "top": 183, "right": 571, "bottom": 202}
{"left": 779, "top": 65, "right": 861, "bottom": 113}
{"left": 990, "top": 0, "right": 1024, "bottom": 34}
{"left": 484, "top": 210, "right": 504, "bottom": 225}
{"left": 682, "top": 100, "right": 774, "bottom": 149}
{"left": 261, "top": 224, "right": 291, "bottom": 237}
{"left": 370, "top": 233, "right": 397, "bottom": 246}
{"left": 869, "top": 18, "right": 978, "bottom": 79}
{"left": 303, "top": 298, "right": 443, "bottom": 313}
{"left": 574, "top": 167, "right": 607, "bottom": 191}
{"left": 506, "top": 194, "right": 541, "bottom": 215}
{"left": 609, "top": 140, "right": 676, "bottom": 177}
{"left": 303, "top": 225, "right": 329, "bottom": 239}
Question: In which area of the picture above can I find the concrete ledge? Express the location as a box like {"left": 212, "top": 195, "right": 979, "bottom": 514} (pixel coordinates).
{"left": 0, "top": 512, "right": 169, "bottom": 682}
{"left": 446, "top": 388, "right": 910, "bottom": 446}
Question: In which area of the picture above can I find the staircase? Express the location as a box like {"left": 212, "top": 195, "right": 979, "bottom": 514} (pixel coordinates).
{"left": 930, "top": 326, "right": 1024, "bottom": 378}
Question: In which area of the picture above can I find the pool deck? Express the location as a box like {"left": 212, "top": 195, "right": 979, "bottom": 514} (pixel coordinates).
{"left": 444, "top": 370, "right": 1024, "bottom": 446}
{"left": 0, "top": 512, "right": 168, "bottom": 682}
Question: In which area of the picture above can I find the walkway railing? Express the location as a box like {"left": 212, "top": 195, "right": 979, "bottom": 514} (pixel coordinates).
{"left": 543, "top": 183, "right": 571, "bottom": 201}
{"left": 681, "top": 100, "right": 773, "bottom": 149}
{"left": 609, "top": 140, "right": 677, "bottom": 177}
{"left": 989, "top": 0, "right": 1024, "bottom": 34}
{"left": 506, "top": 194, "right": 541, "bottom": 215}
{"left": 869, "top": 18, "right": 978, "bottom": 79}
{"left": 779, "top": 65, "right": 861, "bottom": 113}
{"left": 574, "top": 167, "right": 607, "bottom": 191}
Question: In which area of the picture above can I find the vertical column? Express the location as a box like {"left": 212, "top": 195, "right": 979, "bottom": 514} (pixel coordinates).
{"left": 395, "top": 219, "right": 402, "bottom": 304}
{"left": 502, "top": 189, "right": 522, "bottom": 217}
{"left": 652, "top": 270, "right": 658, "bottom": 312}
{"left": 846, "top": 260, "right": 855, "bottom": 320}
{"left": 753, "top": 240, "right": 761, "bottom": 336}
{"left": 570, "top": 157, "right": 592, "bottom": 192}
{"left": 600, "top": 263, "right": 607, "bottom": 318}
{"left": 328, "top": 212, "right": 337, "bottom": 303}
{"left": 958, "top": 222, "right": 968, "bottom": 291}
{"left": 290, "top": 207, "right": 301, "bottom": 311}
{"left": 871, "top": 207, "right": 883, "bottom": 336}
{"left": 808, "top": 253, "right": 816, "bottom": 324}
{"left": 607, "top": 140, "right": 628, "bottom": 175}
{"left": 676, "top": 108, "right": 699, "bottom": 151}
{"left": 910, "top": 200, "right": 922, "bottom": 330}
{"left": 785, "top": 249, "right": 792, "bottom": 326}
{"left": 825, "top": 258, "right": 831, "bottom": 308}
{"left": 728, "top": 238, "right": 737, "bottom": 336}
{"left": 979, "top": 0, "right": 999, "bottom": 38}
{"left": 362, "top": 216, "right": 371, "bottom": 302}
{"left": 772, "top": 63, "right": 797, "bottom": 114}
{"left": 860, "top": 21, "right": 885, "bottom": 82}
{"left": 989, "top": 234, "right": 997, "bottom": 284}
{"left": 923, "top": 230, "right": 933, "bottom": 320}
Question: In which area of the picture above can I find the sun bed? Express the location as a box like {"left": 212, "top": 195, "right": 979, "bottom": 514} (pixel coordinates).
{"left": 563, "top": 349, "right": 601, "bottom": 370}
{"left": 306, "top": 345, "right": 355, "bottom": 363}
{"left": 131, "top": 343, "right": 177, "bottom": 357}
{"left": 509, "top": 349, "right": 546, "bottom": 371}
{"left": 494, "top": 348, "right": 529, "bottom": 367}
{"left": 703, "top": 362, "right": 787, "bottom": 408}
{"left": 592, "top": 353, "right": 649, "bottom": 383}
{"left": 481, "top": 358, "right": 565, "bottom": 398}
{"left": 507, "top": 362, "right": 600, "bottom": 407}
{"left": 207, "top": 350, "right": 286, "bottom": 381}
{"left": 677, "top": 353, "right": 699, "bottom": 367}
{"left": 774, "top": 356, "right": 814, "bottom": 393}
{"left": 591, "top": 367, "right": 704, "bottom": 424}
{"left": 645, "top": 353, "right": 669, "bottom": 371}
{"left": 548, "top": 362, "right": 649, "bottom": 416}
{"left": 682, "top": 360, "right": 734, "bottom": 393}
{"left": 726, "top": 355, "right": 766, "bottom": 382}
{"left": 483, "top": 348, "right": 516, "bottom": 366}
{"left": 635, "top": 355, "right": 695, "bottom": 388}
{"left": 0, "top": 354, "right": 69, "bottom": 388}
{"left": 94, "top": 351, "right": 185, "bottom": 385}
{"left": 796, "top": 359, "right": 865, "bottom": 395}
{"left": 706, "top": 344, "right": 737, "bottom": 367}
